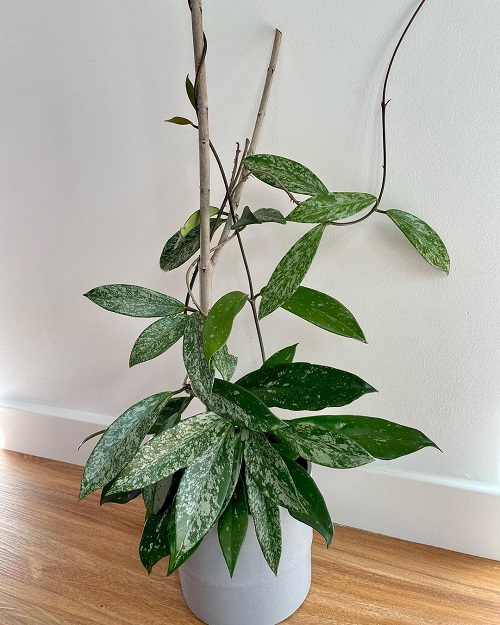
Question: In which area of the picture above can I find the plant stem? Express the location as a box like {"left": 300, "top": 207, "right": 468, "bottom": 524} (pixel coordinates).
{"left": 189, "top": 0, "right": 212, "bottom": 314}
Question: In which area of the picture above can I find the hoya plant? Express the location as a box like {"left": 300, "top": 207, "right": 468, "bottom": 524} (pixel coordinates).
{"left": 79, "top": 0, "right": 447, "bottom": 577}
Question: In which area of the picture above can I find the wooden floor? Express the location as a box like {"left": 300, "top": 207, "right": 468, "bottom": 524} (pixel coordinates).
{"left": 0, "top": 450, "right": 498, "bottom": 625}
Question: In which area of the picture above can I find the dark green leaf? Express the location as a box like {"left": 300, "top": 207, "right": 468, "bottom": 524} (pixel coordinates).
{"left": 167, "top": 504, "right": 202, "bottom": 575}
{"left": 148, "top": 398, "right": 185, "bottom": 435}
{"left": 218, "top": 476, "right": 248, "bottom": 577}
{"left": 160, "top": 218, "right": 222, "bottom": 272}
{"left": 140, "top": 509, "right": 171, "bottom": 573}
{"left": 210, "top": 379, "right": 286, "bottom": 432}
{"left": 79, "top": 392, "right": 173, "bottom": 499}
{"left": 165, "top": 116, "right": 196, "bottom": 127}
{"left": 180, "top": 206, "right": 219, "bottom": 238}
{"left": 212, "top": 345, "right": 238, "bottom": 381}
{"left": 244, "top": 154, "right": 328, "bottom": 197}
{"left": 279, "top": 454, "right": 333, "bottom": 546}
{"left": 78, "top": 429, "right": 106, "bottom": 450}
{"left": 185, "top": 75, "right": 196, "bottom": 108}
{"left": 262, "top": 344, "right": 298, "bottom": 368}
{"left": 243, "top": 433, "right": 306, "bottom": 512}
{"left": 237, "top": 363, "right": 376, "bottom": 411}
{"left": 100, "top": 480, "right": 141, "bottom": 505}
{"left": 129, "top": 314, "right": 187, "bottom": 367}
{"left": 290, "top": 415, "right": 439, "bottom": 460}
{"left": 282, "top": 286, "right": 366, "bottom": 342}
{"left": 278, "top": 421, "right": 374, "bottom": 469}
{"left": 231, "top": 207, "right": 286, "bottom": 230}
{"left": 287, "top": 192, "right": 376, "bottom": 223}
{"left": 142, "top": 475, "right": 173, "bottom": 515}
{"left": 386, "top": 209, "right": 450, "bottom": 274}
{"left": 245, "top": 472, "right": 281, "bottom": 575}
{"left": 108, "top": 412, "right": 229, "bottom": 494}
{"left": 259, "top": 224, "right": 326, "bottom": 319}
{"left": 84, "top": 285, "right": 184, "bottom": 318}
{"left": 183, "top": 313, "right": 214, "bottom": 403}
{"left": 203, "top": 291, "right": 248, "bottom": 363}
{"left": 169, "top": 429, "right": 237, "bottom": 572}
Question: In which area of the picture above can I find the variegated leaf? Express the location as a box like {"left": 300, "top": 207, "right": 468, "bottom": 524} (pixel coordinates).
{"left": 209, "top": 379, "right": 286, "bottom": 432}
{"left": 220, "top": 433, "right": 243, "bottom": 512}
{"left": 218, "top": 476, "right": 248, "bottom": 577}
{"left": 245, "top": 472, "right": 282, "bottom": 575}
{"left": 212, "top": 345, "right": 238, "bottom": 381}
{"left": 244, "top": 154, "right": 328, "bottom": 197}
{"left": 259, "top": 224, "right": 326, "bottom": 319}
{"left": 139, "top": 509, "right": 171, "bottom": 573}
{"left": 130, "top": 314, "right": 188, "bottom": 367}
{"left": 244, "top": 433, "right": 306, "bottom": 512}
{"left": 107, "top": 413, "right": 227, "bottom": 494}
{"left": 160, "top": 218, "right": 222, "bottom": 272}
{"left": 84, "top": 285, "right": 184, "bottom": 318}
{"left": 287, "top": 192, "right": 376, "bottom": 223}
{"left": 203, "top": 291, "right": 248, "bottom": 362}
{"left": 79, "top": 392, "right": 173, "bottom": 499}
{"left": 386, "top": 209, "right": 450, "bottom": 274}
{"left": 142, "top": 475, "right": 173, "bottom": 515}
{"left": 231, "top": 207, "right": 286, "bottom": 230}
{"left": 277, "top": 421, "right": 374, "bottom": 469}
{"left": 170, "top": 428, "right": 237, "bottom": 569}
{"left": 183, "top": 313, "right": 214, "bottom": 403}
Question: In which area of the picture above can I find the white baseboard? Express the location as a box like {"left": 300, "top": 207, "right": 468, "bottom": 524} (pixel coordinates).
{"left": 1, "top": 400, "right": 499, "bottom": 561}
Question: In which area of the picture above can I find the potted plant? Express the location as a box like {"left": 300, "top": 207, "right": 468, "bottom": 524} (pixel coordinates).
{"left": 79, "top": 1, "right": 449, "bottom": 624}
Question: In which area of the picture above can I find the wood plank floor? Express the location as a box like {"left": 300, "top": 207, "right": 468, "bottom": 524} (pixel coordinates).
{"left": 0, "top": 450, "right": 498, "bottom": 625}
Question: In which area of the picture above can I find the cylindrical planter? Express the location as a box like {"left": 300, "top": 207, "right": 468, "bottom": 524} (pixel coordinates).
{"left": 179, "top": 508, "right": 313, "bottom": 625}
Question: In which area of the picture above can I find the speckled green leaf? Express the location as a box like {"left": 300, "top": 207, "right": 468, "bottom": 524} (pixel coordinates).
{"left": 279, "top": 454, "right": 333, "bottom": 546}
{"left": 180, "top": 206, "right": 219, "bottom": 238}
{"left": 259, "top": 224, "right": 326, "bottom": 320}
{"left": 100, "top": 480, "right": 141, "bottom": 505}
{"left": 287, "top": 192, "right": 376, "bottom": 223}
{"left": 277, "top": 421, "right": 375, "bottom": 469}
{"left": 160, "top": 218, "right": 222, "bottom": 272}
{"left": 169, "top": 427, "right": 236, "bottom": 570}
{"left": 244, "top": 154, "right": 328, "bottom": 197}
{"left": 386, "top": 209, "right": 450, "bottom": 274}
{"left": 166, "top": 116, "right": 196, "bottom": 127}
{"left": 129, "top": 314, "right": 188, "bottom": 367}
{"left": 237, "top": 363, "right": 376, "bottom": 411}
{"left": 183, "top": 313, "right": 214, "bottom": 403}
{"left": 220, "top": 434, "right": 243, "bottom": 512}
{"left": 139, "top": 509, "right": 171, "bottom": 573}
{"left": 244, "top": 433, "right": 306, "bottom": 512}
{"left": 84, "top": 285, "right": 184, "bottom": 318}
{"left": 167, "top": 505, "right": 203, "bottom": 575}
{"left": 282, "top": 286, "right": 366, "bottom": 342}
{"left": 210, "top": 379, "right": 286, "bottom": 432}
{"left": 212, "top": 345, "right": 238, "bottom": 381}
{"left": 231, "top": 207, "right": 286, "bottom": 230}
{"left": 218, "top": 476, "right": 248, "bottom": 577}
{"left": 245, "top": 472, "right": 282, "bottom": 575}
{"left": 79, "top": 392, "right": 173, "bottom": 500}
{"left": 78, "top": 429, "right": 105, "bottom": 450}
{"left": 290, "top": 415, "right": 439, "bottom": 460}
{"left": 203, "top": 291, "right": 248, "bottom": 362}
{"left": 108, "top": 412, "right": 226, "bottom": 494}
{"left": 185, "top": 75, "right": 196, "bottom": 108}
{"left": 262, "top": 344, "right": 298, "bottom": 368}
{"left": 143, "top": 475, "right": 174, "bottom": 515}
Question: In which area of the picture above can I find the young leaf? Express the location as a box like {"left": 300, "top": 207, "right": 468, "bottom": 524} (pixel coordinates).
{"left": 203, "top": 291, "right": 248, "bottom": 362}
{"left": 386, "top": 209, "right": 450, "bottom": 274}
{"left": 245, "top": 472, "right": 282, "bottom": 575}
{"left": 244, "top": 154, "right": 328, "bottom": 197}
{"left": 218, "top": 476, "right": 248, "bottom": 577}
{"left": 212, "top": 344, "right": 238, "bottom": 381}
{"left": 259, "top": 224, "right": 326, "bottom": 319}
{"left": 243, "top": 433, "right": 306, "bottom": 512}
{"left": 84, "top": 285, "right": 184, "bottom": 318}
{"left": 281, "top": 286, "right": 366, "bottom": 342}
{"left": 129, "top": 314, "right": 188, "bottom": 367}
{"left": 185, "top": 74, "right": 196, "bottom": 108}
{"left": 237, "top": 363, "right": 376, "bottom": 411}
{"left": 165, "top": 116, "right": 196, "bottom": 127}
{"left": 108, "top": 413, "right": 229, "bottom": 494}
{"left": 100, "top": 480, "right": 141, "bottom": 505}
{"left": 160, "top": 218, "right": 222, "bottom": 272}
{"left": 139, "top": 509, "right": 171, "bottom": 574}
{"left": 290, "top": 415, "right": 440, "bottom": 460}
{"left": 231, "top": 207, "right": 286, "bottom": 230}
{"left": 262, "top": 344, "right": 298, "bottom": 368}
{"left": 286, "top": 192, "right": 376, "bottom": 223}
{"left": 278, "top": 454, "right": 333, "bottom": 547}
{"left": 79, "top": 392, "right": 173, "bottom": 500}
{"left": 142, "top": 475, "right": 173, "bottom": 515}
{"left": 180, "top": 206, "right": 219, "bottom": 238}
{"left": 210, "top": 379, "right": 286, "bottom": 432}
{"left": 277, "top": 421, "right": 375, "bottom": 469}
{"left": 169, "top": 429, "right": 237, "bottom": 571}
{"left": 183, "top": 313, "right": 215, "bottom": 403}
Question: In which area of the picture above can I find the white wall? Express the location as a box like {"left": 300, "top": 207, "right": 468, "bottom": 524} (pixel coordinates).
{"left": 1, "top": 0, "right": 499, "bottom": 558}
